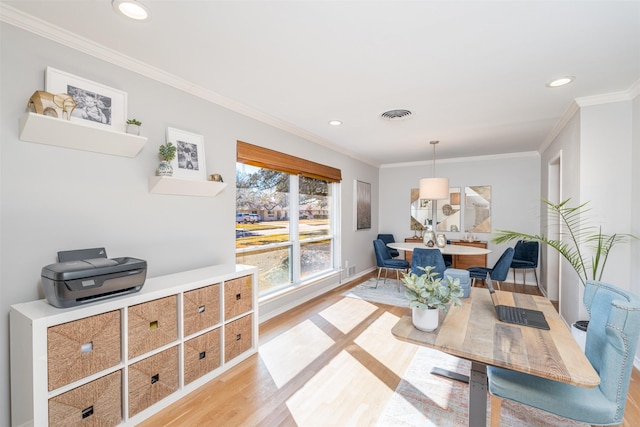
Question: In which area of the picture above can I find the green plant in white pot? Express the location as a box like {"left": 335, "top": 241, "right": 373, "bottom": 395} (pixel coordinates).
{"left": 401, "top": 266, "right": 463, "bottom": 332}
{"left": 493, "top": 198, "right": 637, "bottom": 347}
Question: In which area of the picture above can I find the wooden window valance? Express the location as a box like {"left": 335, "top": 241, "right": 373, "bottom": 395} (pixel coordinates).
{"left": 236, "top": 141, "right": 342, "bottom": 182}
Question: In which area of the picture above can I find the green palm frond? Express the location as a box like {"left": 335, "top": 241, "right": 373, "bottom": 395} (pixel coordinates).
{"left": 493, "top": 199, "right": 636, "bottom": 286}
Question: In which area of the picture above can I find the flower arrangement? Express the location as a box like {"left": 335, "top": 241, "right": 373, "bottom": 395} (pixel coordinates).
{"left": 401, "top": 266, "right": 463, "bottom": 311}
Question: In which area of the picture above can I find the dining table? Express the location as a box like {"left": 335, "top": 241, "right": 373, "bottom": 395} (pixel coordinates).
{"left": 387, "top": 241, "right": 491, "bottom": 256}
{"left": 391, "top": 287, "right": 600, "bottom": 427}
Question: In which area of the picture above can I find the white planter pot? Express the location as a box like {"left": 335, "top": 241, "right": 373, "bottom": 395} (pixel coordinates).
{"left": 412, "top": 307, "right": 439, "bottom": 332}
{"left": 571, "top": 320, "right": 588, "bottom": 352}
{"left": 126, "top": 123, "right": 141, "bottom": 135}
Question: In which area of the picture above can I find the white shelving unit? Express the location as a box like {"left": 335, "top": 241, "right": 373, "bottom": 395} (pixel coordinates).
{"left": 148, "top": 176, "right": 227, "bottom": 197}
{"left": 10, "top": 264, "right": 258, "bottom": 427}
{"left": 19, "top": 112, "right": 147, "bottom": 158}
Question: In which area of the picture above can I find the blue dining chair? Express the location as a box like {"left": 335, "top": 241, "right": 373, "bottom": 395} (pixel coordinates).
{"left": 468, "top": 247, "right": 514, "bottom": 290}
{"left": 487, "top": 280, "right": 640, "bottom": 426}
{"left": 410, "top": 248, "right": 446, "bottom": 278}
{"left": 511, "top": 240, "right": 539, "bottom": 285}
{"left": 373, "top": 239, "right": 409, "bottom": 287}
{"left": 377, "top": 233, "right": 400, "bottom": 258}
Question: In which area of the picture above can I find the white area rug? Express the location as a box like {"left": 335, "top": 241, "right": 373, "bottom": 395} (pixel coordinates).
{"left": 378, "top": 346, "right": 588, "bottom": 427}
{"left": 342, "top": 278, "right": 408, "bottom": 307}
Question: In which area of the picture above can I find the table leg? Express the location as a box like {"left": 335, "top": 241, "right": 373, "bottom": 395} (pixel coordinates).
{"left": 468, "top": 361, "right": 488, "bottom": 427}
{"left": 430, "top": 367, "right": 469, "bottom": 383}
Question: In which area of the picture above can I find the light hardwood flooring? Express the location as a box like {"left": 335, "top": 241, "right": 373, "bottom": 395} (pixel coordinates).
{"left": 140, "top": 274, "right": 640, "bottom": 426}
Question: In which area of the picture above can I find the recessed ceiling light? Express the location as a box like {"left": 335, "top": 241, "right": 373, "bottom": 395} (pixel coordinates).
{"left": 112, "top": 0, "right": 150, "bottom": 21}
{"left": 547, "top": 76, "right": 575, "bottom": 88}
{"left": 328, "top": 120, "right": 342, "bottom": 126}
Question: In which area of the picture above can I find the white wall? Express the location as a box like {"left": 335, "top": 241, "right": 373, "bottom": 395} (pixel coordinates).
{"left": 539, "top": 111, "right": 582, "bottom": 323}
{"left": 379, "top": 153, "right": 541, "bottom": 269}
{"left": 0, "top": 23, "right": 378, "bottom": 426}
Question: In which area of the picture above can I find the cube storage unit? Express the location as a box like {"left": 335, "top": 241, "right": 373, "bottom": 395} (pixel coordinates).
{"left": 10, "top": 264, "right": 258, "bottom": 426}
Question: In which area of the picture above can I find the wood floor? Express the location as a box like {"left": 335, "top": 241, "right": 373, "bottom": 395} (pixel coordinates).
{"left": 140, "top": 274, "right": 640, "bottom": 426}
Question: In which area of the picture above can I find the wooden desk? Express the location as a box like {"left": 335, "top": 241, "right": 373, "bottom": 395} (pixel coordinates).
{"left": 391, "top": 288, "right": 599, "bottom": 427}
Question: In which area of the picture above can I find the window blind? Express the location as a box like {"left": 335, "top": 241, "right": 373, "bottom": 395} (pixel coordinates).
{"left": 237, "top": 141, "right": 342, "bottom": 182}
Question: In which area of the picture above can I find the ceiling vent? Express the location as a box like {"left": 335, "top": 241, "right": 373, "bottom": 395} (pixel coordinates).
{"left": 380, "top": 109, "right": 413, "bottom": 121}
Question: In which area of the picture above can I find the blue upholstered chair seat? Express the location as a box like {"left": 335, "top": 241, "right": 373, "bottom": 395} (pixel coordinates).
{"left": 487, "top": 367, "right": 616, "bottom": 425}
{"left": 468, "top": 247, "right": 514, "bottom": 289}
{"left": 373, "top": 239, "right": 409, "bottom": 287}
{"left": 510, "top": 240, "right": 539, "bottom": 285}
{"left": 510, "top": 259, "right": 536, "bottom": 268}
{"left": 385, "top": 259, "right": 411, "bottom": 268}
{"left": 411, "top": 248, "right": 446, "bottom": 277}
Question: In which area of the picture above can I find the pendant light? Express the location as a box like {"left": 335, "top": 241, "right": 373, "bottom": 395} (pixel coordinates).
{"left": 419, "top": 141, "right": 449, "bottom": 200}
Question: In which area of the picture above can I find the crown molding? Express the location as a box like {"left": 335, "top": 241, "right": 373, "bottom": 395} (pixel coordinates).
{"left": 0, "top": 4, "right": 378, "bottom": 168}
{"left": 539, "top": 77, "right": 640, "bottom": 153}
{"left": 380, "top": 151, "right": 540, "bottom": 169}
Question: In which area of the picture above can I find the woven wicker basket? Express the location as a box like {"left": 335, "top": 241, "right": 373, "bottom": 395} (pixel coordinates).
{"left": 48, "top": 370, "right": 121, "bottom": 426}
{"left": 128, "top": 345, "right": 178, "bottom": 417}
{"left": 224, "top": 314, "right": 252, "bottom": 362}
{"left": 183, "top": 284, "right": 220, "bottom": 337}
{"left": 47, "top": 310, "right": 121, "bottom": 391}
{"left": 128, "top": 296, "right": 177, "bottom": 359}
{"left": 224, "top": 275, "right": 252, "bottom": 319}
{"left": 184, "top": 328, "right": 221, "bottom": 385}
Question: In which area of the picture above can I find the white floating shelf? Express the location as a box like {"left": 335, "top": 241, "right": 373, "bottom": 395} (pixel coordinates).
{"left": 19, "top": 112, "right": 147, "bottom": 158}
{"left": 149, "top": 176, "right": 227, "bottom": 197}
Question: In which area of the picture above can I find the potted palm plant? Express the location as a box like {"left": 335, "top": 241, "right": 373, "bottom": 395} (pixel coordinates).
{"left": 493, "top": 198, "right": 636, "bottom": 346}
{"left": 401, "top": 266, "right": 463, "bottom": 331}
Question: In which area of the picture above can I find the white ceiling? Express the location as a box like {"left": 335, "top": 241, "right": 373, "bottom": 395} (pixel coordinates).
{"left": 3, "top": 1, "right": 640, "bottom": 166}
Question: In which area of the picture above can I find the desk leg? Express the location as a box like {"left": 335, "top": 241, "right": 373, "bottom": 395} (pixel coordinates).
{"left": 468, "top": 361, "right": 487, "bottom": 427}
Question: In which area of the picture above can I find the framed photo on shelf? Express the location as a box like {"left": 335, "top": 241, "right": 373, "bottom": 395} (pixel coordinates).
{"left": 166, "top": 127, "right": 207, "bottom": 180}
{"left": 45, "top": 66, "right": 127, "bottom": 132}
{"left": 355, "top": 180, "right": 371, "bottom": 230}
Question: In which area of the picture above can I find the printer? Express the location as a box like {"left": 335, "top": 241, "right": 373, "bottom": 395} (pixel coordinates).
{"left": 41, "top": 248, "right": 147, "bottom": 308}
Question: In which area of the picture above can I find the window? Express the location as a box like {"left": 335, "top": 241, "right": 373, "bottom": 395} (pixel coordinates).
{"left": 235, "top": 141, "right": 341, "bottom": 297}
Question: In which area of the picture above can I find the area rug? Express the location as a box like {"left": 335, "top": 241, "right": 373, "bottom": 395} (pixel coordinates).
{"left": 377, "top": 346, "right": 588, "bottom": 427}
{"left": 342, "top": 278, "right": 408, "bottom": 307}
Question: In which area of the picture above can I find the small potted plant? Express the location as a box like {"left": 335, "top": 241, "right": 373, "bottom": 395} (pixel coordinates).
{"left": 401, "top": 266, "right": 463, "bottom": 331}
{"left": 126, "top": 118, "right": 142, "bottom": 135}
{"left": 156, "top": 142, "right": 176, "bottom": 176}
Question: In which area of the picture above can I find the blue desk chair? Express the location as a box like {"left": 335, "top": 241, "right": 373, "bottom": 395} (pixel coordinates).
{"left": 511, "top": 240, "right": 539, "bottom": 286}
{"left": 487, "top": 280, "right": 640, "bottom": 426}
{"left": 410, "top": 248, "right": 446, "bottom": 278}
{"left": 373, "top": 239, "right": 409, "bottom": 287}
{"left": 468, "top": 247, "right": 514, "bottom": 290}
{"left": 377, "top": 233, "right": 400, "bottom": 258}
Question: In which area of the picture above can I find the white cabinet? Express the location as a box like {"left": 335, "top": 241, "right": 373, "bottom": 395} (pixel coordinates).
{"left": 19, "top": 112, "right": 147, "bottom": 157}
{"left": 10, "top": 264, "right": 258, "bottom": 426}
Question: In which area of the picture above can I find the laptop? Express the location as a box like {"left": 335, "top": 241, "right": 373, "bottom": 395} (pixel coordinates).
{"left": 485, "top": 273, "right": 550, "bottom": 330}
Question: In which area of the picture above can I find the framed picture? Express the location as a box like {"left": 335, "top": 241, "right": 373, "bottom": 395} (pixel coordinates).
{"left": 45, "top": 67, "right": 127, "bottom": 132}
{"left": 166, "top": 127, "right": 207, "bottom": 180}
{"left": 355, "top": 180, "right": 371, "bottom": 230}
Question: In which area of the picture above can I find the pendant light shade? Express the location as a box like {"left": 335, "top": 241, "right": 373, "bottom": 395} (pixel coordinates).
{"left": 419, "top": 140, "right": 449, "bottom": 200}
{"left": 419, "top": 177, "right": 449, "bottom": 200}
